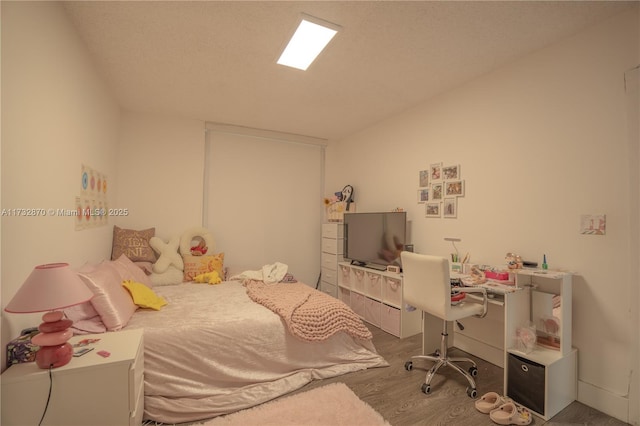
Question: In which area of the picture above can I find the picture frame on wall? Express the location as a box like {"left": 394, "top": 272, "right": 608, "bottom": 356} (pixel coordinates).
{"left": 442, "top": 164, "right": 460, "bottom": 180}
{"left": 445, "top": 180, "right": 465, "bottom": 197}
{"left": 429, "top": 163, "right": 442, "bottom": 181}
{"left": 425, "top": 202, "right": 441, "bottom": 217}
{"left": 431, "top": 182, "right": 443, "bottom": 200}
{"left": 443, "top": 198, "right": 457, "bottom": 218}
{"left": 417, "top": 189, "right": 429, "bottom": 203}
{"left": 419, "top": 170, "right": 429, "bottom": 187}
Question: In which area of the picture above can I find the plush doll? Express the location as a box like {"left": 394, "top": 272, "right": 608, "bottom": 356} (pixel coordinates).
{"left": 180, "top": 227, "right": 215, "bottom": 256}
{"left": 194, "top": 271, "right": 221, "bottom": 285}
{"left": 190, "top": 239, "right": 208, "bottom": 256}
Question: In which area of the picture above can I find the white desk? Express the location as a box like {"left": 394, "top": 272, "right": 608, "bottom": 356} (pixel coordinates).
{"left": 421, "top": 269, "right": 577, "bottom": 420}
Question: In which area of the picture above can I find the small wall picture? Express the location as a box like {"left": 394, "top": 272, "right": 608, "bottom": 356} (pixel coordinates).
{"left": 442, "top": 164, "right": 460, "bottom": 180}
{"left": 580, "top": 214, "right": 606, "bottom": 235}
{"left": 417, "top": 189, "right": 429, "bottom": 203}
{"left": 445, "top": 180, "right": 465, "bottom": 197}
{"left": 430, "top": 163, "right": 442, "bottom": 181}
{"left": 419, "top": 170, "right": 429, "bottom": 187}
{"left": 431, "top": 182, "right": 443, "bottom": 200}
{"left": 425, "top": 202, "right": 441, "bottom": 217}
{"left": 443, "top": 198, "right": 457, "bottom": 218}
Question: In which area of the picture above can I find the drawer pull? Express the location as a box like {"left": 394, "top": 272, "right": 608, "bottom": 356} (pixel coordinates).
{"left": 521, "top": 364, "right": 529, "bottom": 373}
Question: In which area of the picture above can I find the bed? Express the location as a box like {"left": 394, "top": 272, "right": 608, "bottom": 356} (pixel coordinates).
{"left": 67, "top": 255, "right": 388, "bottom": 424}
{"left": 132, "top": 281, "right": 387, "bottom": 423}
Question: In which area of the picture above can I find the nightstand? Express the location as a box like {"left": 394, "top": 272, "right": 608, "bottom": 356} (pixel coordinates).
{"left": 1, "top": 328, "right": 144, "bottom": 426}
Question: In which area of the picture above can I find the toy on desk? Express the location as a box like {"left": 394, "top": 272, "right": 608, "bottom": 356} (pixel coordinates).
{"left": 468, "top": 266, "right": 487, "bottom": 285}
{"left": 505, "top": 252, "right": 523, "bottom": 269}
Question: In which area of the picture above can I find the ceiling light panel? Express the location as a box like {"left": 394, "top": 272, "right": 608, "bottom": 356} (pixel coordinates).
{"left": 277, "top": 14, "right": 340, "bottom": 71}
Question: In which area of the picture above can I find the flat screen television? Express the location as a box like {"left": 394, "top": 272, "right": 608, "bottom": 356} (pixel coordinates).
{"left": 343, "top": 211, "right": 407, "bottom": 271}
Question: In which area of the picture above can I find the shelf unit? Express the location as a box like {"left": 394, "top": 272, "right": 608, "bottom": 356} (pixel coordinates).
{"left": 337, "top": 261, "right": 421, "bottom": 338}
{"left": 319, "top": 223, "right": 344, "bottom": 297}
{"left": 504, "top": 269, "right": 577, "bottom": 420}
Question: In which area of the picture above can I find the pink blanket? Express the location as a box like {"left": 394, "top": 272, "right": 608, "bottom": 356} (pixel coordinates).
{"left": 244, "top": 280, "right": 373, "bottom": 341}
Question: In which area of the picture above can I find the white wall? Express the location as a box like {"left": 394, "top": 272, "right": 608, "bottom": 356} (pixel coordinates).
{"left": 326, "top": 8, "right": 639, "bottom": 424}
{"left": 1, "top": 2, "right": 121, "bottom": 367}
{"left": 115, "top": 112, "right": 205, "bottom": 240}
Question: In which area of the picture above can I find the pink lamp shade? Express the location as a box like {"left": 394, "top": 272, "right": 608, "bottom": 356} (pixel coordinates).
{"left": 5, "top": 263, "right": 94, "bottom": 369}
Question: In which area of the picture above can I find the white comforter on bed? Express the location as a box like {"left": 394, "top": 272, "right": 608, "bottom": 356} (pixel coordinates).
{"left": 124, "top": 281, "right": 388, "bottom": 424}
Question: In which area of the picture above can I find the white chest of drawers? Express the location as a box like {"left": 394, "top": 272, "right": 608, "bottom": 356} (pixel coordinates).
{"left": 319, "top": 223, "right": 344, "bottom": 297}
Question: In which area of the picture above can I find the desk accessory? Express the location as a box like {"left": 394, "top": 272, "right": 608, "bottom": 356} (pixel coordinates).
{"left": 4, "top": 263, "right": 94, "bottom": 368}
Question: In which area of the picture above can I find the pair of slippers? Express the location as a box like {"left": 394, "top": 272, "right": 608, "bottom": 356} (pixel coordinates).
{"left": 475, "top": 392, "right": 532, "bottom": 425}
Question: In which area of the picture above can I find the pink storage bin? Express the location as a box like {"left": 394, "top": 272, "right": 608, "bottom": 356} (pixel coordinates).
{"left": 485, "top": 270, "right": 510, "bottom": 281}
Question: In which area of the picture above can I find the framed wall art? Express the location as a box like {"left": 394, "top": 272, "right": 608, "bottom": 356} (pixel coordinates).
{"left": 429, "top": 163, "right": 442, "bottom": 181}
{"left": 445, "top": 180, "right": 465, "bottom": 197}
{"left": 442, "top": 164, "right": 460, "bottom": 180}
{"left": 443, "top": 198, "right": 457, "bottom": 218}
{"left": 425, "top": 202, "right": 441, "bottom": 218}
{"left": 417, "top": 189, "right": 429, "bottom": 203}
{"left": 419, "top": 170, "right": 429, "bottom": 187}
{"left": 431, "top": 182, "right": 443, "bottom": 200}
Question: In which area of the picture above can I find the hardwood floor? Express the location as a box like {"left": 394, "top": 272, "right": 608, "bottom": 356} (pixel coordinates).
{"left": 292, "top": 325, "right": 630, "bottom": 426}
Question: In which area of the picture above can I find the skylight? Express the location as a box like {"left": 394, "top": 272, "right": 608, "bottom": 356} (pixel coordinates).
{"left": 277, "top": 15, "right": 339, "bottom": 71}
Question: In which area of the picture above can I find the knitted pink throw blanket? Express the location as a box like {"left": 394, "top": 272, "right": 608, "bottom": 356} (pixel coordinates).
{"left": 244, "top": 280, "right": 372, "bottom": 342}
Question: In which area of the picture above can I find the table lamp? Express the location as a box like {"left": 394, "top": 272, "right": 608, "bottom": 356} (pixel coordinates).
{"left": 4, "top": 263, "right": 94, "bottom": 369}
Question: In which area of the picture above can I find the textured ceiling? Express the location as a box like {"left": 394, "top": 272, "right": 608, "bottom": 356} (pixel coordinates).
{"left": 63, "top": 1, "right": 634, "bottom": 141}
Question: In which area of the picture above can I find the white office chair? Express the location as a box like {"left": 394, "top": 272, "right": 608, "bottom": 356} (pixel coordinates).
{"left": 401, "top": 251, "right": 488, "bottom": 398}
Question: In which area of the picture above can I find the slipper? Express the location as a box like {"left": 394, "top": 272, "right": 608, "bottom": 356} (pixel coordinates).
{"left": 489, "top": 402, "right": 532, "bottom": 425}
{"left": 475, "top": 392, "right": 510, "bottom": 414}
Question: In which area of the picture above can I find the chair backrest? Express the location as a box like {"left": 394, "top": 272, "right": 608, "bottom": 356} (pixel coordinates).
{"left": 401, "top": 251, "right": 452, "bottom": 320}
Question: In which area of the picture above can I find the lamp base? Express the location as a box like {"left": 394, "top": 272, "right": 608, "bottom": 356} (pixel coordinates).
{"left": 35, "top": 342, "right": 74, "bottom": 368}
{"left": 30, "top": 310, "right": 75, "bottom": 369}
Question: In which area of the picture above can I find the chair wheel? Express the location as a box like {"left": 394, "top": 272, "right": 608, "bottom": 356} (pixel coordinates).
{"left": 466, "top": 387, "right": 477, "bottom": 398}
{"left": 421, "top": 383, "right": 431, "bottom": 394}
{"left": 469, "top": 366, "right": 478, "bottom": 377}
{"left": 404, "top": 361, "right": 413, "bottom": 371}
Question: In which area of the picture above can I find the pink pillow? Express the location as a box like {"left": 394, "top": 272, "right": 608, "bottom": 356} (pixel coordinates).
{"left": 70, "top": 317, "right": 107, "bottom": 335}
{"left": 111, "top": 254, "right": 153, "bottom": 288}
{"left": 64, "top": 300, "right": 100, "bottom": 321}
{"left": 79, "top": 262, "right": 137, "bottom": 331}
{"left": 64, "top": 270, "right": 106, "bottom": 333}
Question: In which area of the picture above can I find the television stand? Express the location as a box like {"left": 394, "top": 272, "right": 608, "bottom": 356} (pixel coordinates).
{"left": 350, "top": 260, "right": 367, "bottom": 267}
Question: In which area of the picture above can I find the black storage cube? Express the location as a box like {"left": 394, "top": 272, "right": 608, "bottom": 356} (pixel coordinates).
{"left": 507, "top": 353, "right": 545, "bottom": 415}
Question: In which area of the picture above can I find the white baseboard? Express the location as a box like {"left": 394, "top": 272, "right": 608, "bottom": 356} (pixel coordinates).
{"left": 578, "top": 380, "right": 630, "bottom": 424}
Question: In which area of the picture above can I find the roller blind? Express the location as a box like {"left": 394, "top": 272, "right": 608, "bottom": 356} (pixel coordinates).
{"left": 204, "top": 127, "right": 324, "bottom": 286}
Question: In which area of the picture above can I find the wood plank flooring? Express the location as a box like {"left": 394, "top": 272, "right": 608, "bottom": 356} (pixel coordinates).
{"left": 290, "top": 325, "right": 630, "bottom": 426}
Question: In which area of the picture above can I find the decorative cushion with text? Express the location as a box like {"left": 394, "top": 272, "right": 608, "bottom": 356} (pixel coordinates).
{"left": 111, "top": 226, "right": 156, "bottom": 263}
